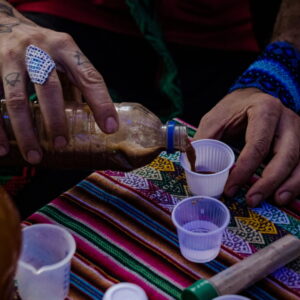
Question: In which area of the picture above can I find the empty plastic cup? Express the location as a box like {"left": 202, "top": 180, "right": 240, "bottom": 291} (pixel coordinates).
{"left": 213, "top": 295, "right": 250, "bottom": 300}
{"left": 15, "top": 224, "right": 76, "bottom": 300}
{"left": 172, "top": 196, "right": 230, "bottom": 263}
{"left": 181, "top": 139, "right": 235, "bottom": 198}
{"left": 103, "top": 282, "right": 148, "bottom": 300}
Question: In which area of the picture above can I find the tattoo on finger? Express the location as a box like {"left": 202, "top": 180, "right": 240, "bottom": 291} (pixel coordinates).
{"left": 74, "top": 51, "right": 90, "bottom": 66}
{"left": 0, "top": 22, "right": 20, "bottom": 33}
{"left": 0, "top": 4, "right": 14, "bottom": 17}
{"left": 4, "top": 72, "right": 21, "bottom": 87}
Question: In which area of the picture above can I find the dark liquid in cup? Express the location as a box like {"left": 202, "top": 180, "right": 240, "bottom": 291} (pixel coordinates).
{"left": 184, "top": 139, "right": 215, "bottom": 174}
{"left": 185, "top": 138, "right": 196, "bottom": 172}
{"left": 196, "top": 170, "right": 215, "bottom": 174}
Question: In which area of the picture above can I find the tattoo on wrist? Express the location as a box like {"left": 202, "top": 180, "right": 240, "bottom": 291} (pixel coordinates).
{"left": 0, "top": 3, "right": 14, "bottom": 17}
{"left": 4, "top": 72, "right": 20, "bottom": 86}
{"left": 74, "top": 51, "right": 90, "bottom": 66}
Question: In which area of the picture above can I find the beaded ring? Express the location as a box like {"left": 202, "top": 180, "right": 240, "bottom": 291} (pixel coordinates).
{"left": 229, "top": 41, "right": 300, "bottom": 113}
{"left": 25, "top": 45, "right": 56, "bottom": 85}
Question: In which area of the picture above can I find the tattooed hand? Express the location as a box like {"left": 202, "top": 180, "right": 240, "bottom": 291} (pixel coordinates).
{"left": 0, "top": 1, "right": 119, "bottom": 164}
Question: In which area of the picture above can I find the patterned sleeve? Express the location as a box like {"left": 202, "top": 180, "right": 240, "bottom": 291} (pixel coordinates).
{"left": 229, "top": 41, "right": 300, "bottom": 113}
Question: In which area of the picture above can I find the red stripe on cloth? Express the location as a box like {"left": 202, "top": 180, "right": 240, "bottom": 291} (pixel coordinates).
{"left": 27, "top": 210, "right": 174, "bottom": 300}
{"left": 50, "top": 198, "right": 194, "bottom": 288}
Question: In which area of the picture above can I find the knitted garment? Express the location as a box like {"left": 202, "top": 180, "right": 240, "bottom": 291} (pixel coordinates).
{"left": 230, "top": 41, "right": 300, "bottom": 112}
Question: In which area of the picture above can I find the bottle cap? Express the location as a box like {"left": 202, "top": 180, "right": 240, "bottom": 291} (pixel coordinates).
{"left": 166, "top": 121, "right": 176, "bottom": 153}
{"left": 103, "top": 282, "right": 148, "bottom": 300}
{"left": 182, "top": 279, "right": 219, "bottom": 300}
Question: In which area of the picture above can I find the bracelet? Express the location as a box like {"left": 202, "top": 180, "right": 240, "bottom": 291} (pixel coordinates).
{"left": 229, "top": 41, "right": 300, "bottom": 112}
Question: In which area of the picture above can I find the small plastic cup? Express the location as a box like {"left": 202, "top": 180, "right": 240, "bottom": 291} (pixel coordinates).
{"left": 181, "top": 139, "right": 235, "bottom": 198}
{"left": 172, "top": 196, "right": 230, "bottom": 263}
{"left": 103, "top": 282, "right": 148, "bottom": 300}
{"left": 15, "top": 224, "right": 76, "bottom": 300}
{"left": 213, "top": 295, "right": 250, "bottom": 300}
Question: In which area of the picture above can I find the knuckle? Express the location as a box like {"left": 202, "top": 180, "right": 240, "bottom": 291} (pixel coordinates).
{"left": 199, "top": 112, "right": 215, "bottom": 127}
{"left": 263, "top": 100, "right": 280, "bottom": 113}
{"left": 285, "top": 151, "right": 299, "bottom": 170}
{"left": 254, "top": 96, "right": 282, "bottom": 114}
{"left": 6, "top": 92, "right": 27, "bottom": 111}
{"left": 79, "top": 66, "right": 104, "bottom": 87}
{"left": 264, "top": 176, "right": 279, "bottom": 190}
{"left": 2, "top": 47, "right": 18, "bottom": 60}
{"left": 251, "top": 139, "right": 269, "bottom": 158}
{"left": 44, "top": 75, "right": 60, "bottom": 90}
{"left": 54, "top": 32, "right": 74, "bottom": 48}
{"left": 285, "top": 107, "right": 299, "bottom": 121}
{"left": 28, "top": 31, "right": 45, "bottom": 43}
{"left": 200, "top": 112, "right": 210, "bottom": 124}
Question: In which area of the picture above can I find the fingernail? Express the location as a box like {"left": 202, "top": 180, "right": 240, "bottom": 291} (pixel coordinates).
{"left": 248, "top": 193, "right": 263, "bottom": 207}
{"left": 105, "top": 117, "right": 118, "bottom": 133}
{"left": 54, "top": 136, "right": 67, "bottom": 149}
{"left": 278, "top": 191, "right": 292, "bottom": 205}
{"left": 0, "top": 145, "right": 7, "bottom": 156}
{"left": 27, "top": 150, "right": 41, "bottom": 164}
{"left": 226, "top": 185, "right": 239, "bottom": 197}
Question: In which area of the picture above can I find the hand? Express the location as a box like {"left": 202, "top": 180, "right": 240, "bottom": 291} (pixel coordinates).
{"left": 0, "top": 2, "right": 119, "bottom": 164}
{"left": 195, "top": 88, "right": 300, "bottom": 207}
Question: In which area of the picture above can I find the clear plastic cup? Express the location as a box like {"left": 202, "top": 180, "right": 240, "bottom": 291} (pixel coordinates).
{"left": 15, "top": 224, "right": 76, "bottom": 300}
{"left": 171, "top": 196, "right": 230, "bottom": 263}
{"left": 181, "top": 139, "right": 235, "bottom": 198}
{"left": 103, "top": 282, "right": 148, "bottom": 300}
{"left": 213, "top": 295, "right": 250, "bottom": 300}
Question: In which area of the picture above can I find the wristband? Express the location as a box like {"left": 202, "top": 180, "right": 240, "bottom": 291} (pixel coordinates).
{"left": 229, "top": 41, "right": 300, "bottom": 112}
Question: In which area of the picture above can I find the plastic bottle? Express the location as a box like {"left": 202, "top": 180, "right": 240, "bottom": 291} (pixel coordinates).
{"left": 0, "top": 186, "right": 21, "bottom": 300}
{"left": 0, "top": 100, "right": 189, "bottom": 170}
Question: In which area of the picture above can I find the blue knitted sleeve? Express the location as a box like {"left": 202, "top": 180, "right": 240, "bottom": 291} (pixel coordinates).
{"left": 229, "top": 41, "right": 300, "bottom": 112}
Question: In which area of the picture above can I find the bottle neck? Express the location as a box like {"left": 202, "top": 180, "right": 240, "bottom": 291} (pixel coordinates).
{"left": 162, "top": 121, "right": 188, "bottom": 153}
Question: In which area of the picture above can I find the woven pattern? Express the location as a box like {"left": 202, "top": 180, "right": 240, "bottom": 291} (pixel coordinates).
{"left": 230, "top": 41, "right": 300, "bottom": 112}
{"left": 23, "top": 120, "right": 300, "bottom": 300}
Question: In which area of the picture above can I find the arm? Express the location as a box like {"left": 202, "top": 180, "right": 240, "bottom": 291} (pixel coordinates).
{"left": 195, "top": 0, "right": 300, "bottom": 207}
{"left": 272, "top": 0, "right": 300, "bottom": 49}
{"left": 0, "top": 0, "right": 118, "bottom": 164}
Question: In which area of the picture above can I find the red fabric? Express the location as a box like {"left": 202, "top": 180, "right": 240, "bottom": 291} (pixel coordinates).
{"left": 9, "top": 0, "right": 259, "bottom": 52}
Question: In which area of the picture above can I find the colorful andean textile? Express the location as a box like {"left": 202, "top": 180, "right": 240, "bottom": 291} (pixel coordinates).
{"left": 9, "top": 0, "right": 259, "bottom": 51}
{"left": 22, "top": 119, "right": 300, "bottom": 300}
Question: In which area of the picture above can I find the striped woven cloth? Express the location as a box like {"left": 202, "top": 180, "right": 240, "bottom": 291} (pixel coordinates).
{"left": 22, "top": 120, "right": 300, "bottom": 300}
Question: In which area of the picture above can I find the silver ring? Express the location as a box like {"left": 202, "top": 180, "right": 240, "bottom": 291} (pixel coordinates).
{"left": 25, "top": 44, "right": 56, "bottom": 85}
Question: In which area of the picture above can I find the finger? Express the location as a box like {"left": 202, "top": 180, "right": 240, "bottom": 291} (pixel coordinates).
{"left": 0, "top": 84, "right": 8, "bottom": 155}
{"left": 274, "top": 162, "right": 300, "bottom": 206}
{"left": 51, "top": 35, "right": 118, "bottom": 134}
{"left": 34, "top": 68, "right": 68, "bottom": 149}
{"left": 194, "top": 109, "right": 227, "bottom": 141}
{"left": 245, "top": 115, "right": 300, "bottom": 206}
{"left": 67, "top": 51, "right": 118, "bottom": 133}
{"left": 2, "top": 65, "right": 41, "bottom": 164}
{"left": 0, "top": 104, "right": 9, "bottom": 156}
{"left": 58, "top": 71, "right": 82, "bottom": 103}
{"left": 224, "top": 101, "right": 281, "bottom": 198}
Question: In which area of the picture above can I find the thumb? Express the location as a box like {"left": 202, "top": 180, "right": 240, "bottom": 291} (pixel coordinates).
{"left": 194, "top": 112, "right": 227, "bottom": 140}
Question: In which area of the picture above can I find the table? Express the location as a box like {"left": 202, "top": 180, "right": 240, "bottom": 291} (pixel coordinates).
{"left": 22, "top": 119, "right": 300, "bottom": 300}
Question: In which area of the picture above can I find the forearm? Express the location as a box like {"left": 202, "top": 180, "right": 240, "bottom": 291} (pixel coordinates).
{"left": 272, "top": 0, "right": 300, "bottom": 50}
